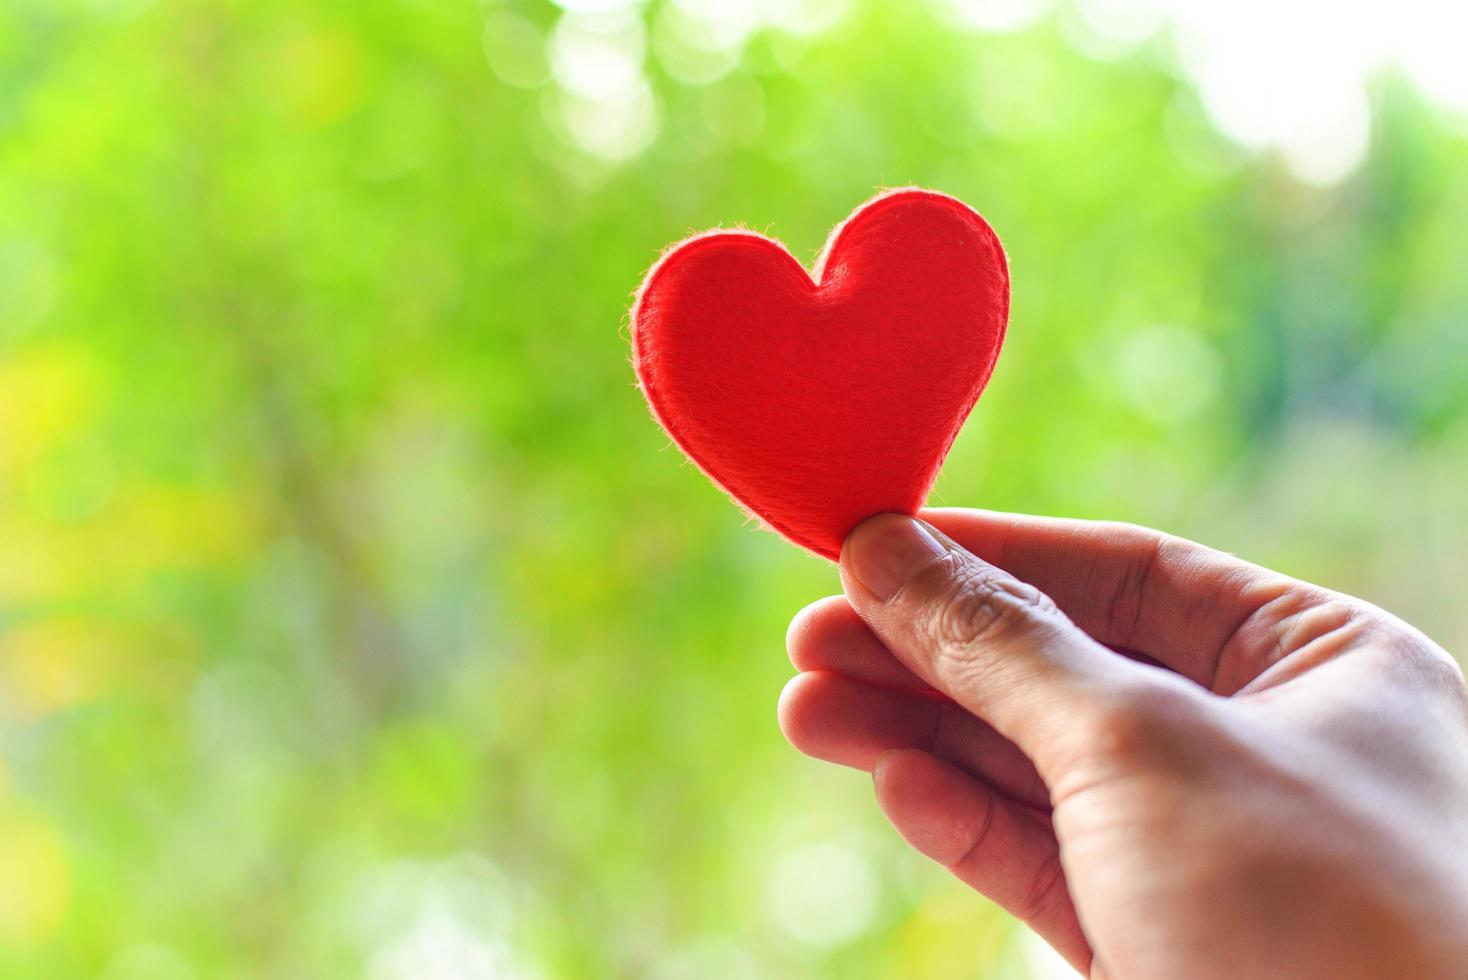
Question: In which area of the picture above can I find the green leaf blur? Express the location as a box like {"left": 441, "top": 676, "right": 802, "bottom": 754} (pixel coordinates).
{"left": 2, "top": 0, "right": 1466, "bottom": 976}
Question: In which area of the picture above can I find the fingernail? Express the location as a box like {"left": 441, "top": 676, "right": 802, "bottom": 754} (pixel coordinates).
{"left": 842, "top": 514, "right": 951, "bottom": 602}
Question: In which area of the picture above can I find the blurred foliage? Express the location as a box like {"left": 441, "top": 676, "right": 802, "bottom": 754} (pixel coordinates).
{"left": 2, "top": 0, "right": 1467, "bottom": 977}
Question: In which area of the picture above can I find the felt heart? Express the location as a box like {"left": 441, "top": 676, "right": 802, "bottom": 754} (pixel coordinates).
{"left": 631, "top": 188, "right": 1010, "bottom": 560}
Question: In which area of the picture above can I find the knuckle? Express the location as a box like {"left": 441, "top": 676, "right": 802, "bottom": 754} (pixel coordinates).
{"left": 1417, "top": 645, "right": 1468, "bottom": 692}
{"left": 1100, "top": 529, "right": 1174, "bottom": 647}
{"left": 919, "top": 557, "right": 1056, "bottom": 653}
{"left": 909, "top": 558, "right": 1060, "bottom": 690}
{"left": 1292, "top": 594, "right": 1369, "bottom": 642}
{"left": 1018, "top": 849, "right": 1070, "bottom": 925}
{"left": 1220, "top": 580, "right": 1377, "bottom": 681}
{"left": 1267, "top": 594, "right": 1465, "bottom": 703}
{"left": 949, "top": 785, "right": 1000, "bottom": 871}
{"left": 1233, "top": 580, "right": 1343, "bottom": 647}
{"left": 1379, "top": 630, "right": 1467, "bottom": 698}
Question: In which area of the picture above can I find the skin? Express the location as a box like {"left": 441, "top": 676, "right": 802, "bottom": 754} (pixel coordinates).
{"left": 779, "top": 509, "right": 1468, "bottom": 979}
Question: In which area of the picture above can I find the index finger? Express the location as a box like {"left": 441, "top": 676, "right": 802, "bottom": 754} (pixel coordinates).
{"left": 922, "top": 508, "right": 1296, "bottom": 690}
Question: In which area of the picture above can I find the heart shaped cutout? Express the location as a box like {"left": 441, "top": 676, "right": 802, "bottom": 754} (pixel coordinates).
{"left": 632, "top": 188, "right": 1010, "bottom": 560}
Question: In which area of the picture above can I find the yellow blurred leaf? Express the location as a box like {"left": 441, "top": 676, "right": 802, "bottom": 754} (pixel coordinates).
{"left": 274, "top": 22, "right": 367, "bottom": 127}
{"left": 0, "top": 809, "right": 70, "bottom": 943}
{"left": 0, "top": 343, "right": 104, "bottom": 478}
{"left": 0, "top": 616, "right": 195, "bottom": 722}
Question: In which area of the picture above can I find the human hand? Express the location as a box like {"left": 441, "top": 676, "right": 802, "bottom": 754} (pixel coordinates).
{"left": 779, "top": 510, "right": 1468, "bottom": 979}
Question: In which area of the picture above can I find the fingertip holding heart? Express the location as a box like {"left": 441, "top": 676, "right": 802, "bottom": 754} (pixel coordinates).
{"left": 631, "top": 187, "right": 1010, "bottom": 561}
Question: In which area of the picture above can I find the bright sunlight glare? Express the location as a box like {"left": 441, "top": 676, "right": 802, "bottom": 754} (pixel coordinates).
{"left": 934, "top": 0, "right": 1468, "bottom": 185}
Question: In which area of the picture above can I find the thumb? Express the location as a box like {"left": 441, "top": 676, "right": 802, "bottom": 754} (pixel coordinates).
{"left": 840, "top": 514, "right": 1167, "bottom": 779}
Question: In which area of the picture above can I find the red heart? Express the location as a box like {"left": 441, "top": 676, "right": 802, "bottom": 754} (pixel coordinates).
{"left": 632, "top": 188, "right": 1010, "bottom": 560}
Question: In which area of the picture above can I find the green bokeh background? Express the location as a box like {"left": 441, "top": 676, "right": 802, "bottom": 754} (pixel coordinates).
{"left": 2, "top": 0, "right": 1467, "bottom": 977}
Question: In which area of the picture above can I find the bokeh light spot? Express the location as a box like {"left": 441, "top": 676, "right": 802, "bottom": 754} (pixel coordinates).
{"left": 550, "top": 11, "right": 646, "bottom": 99}
{"left": 766, "top": 841, "right": 879, "bottom": 948}
{"left": 1115, "top": 325, "right": 1224, "bottom": 424}
{"left": 932, "top": 0, "right": 1052, "bottom": 34}
{"left": 483, "top": 11, "right": 551, "bottom": 89}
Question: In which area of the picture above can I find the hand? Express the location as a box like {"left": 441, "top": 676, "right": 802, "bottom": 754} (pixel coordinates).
{"left": 779, "top": 510, "right": 1468, "bottom": 979}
